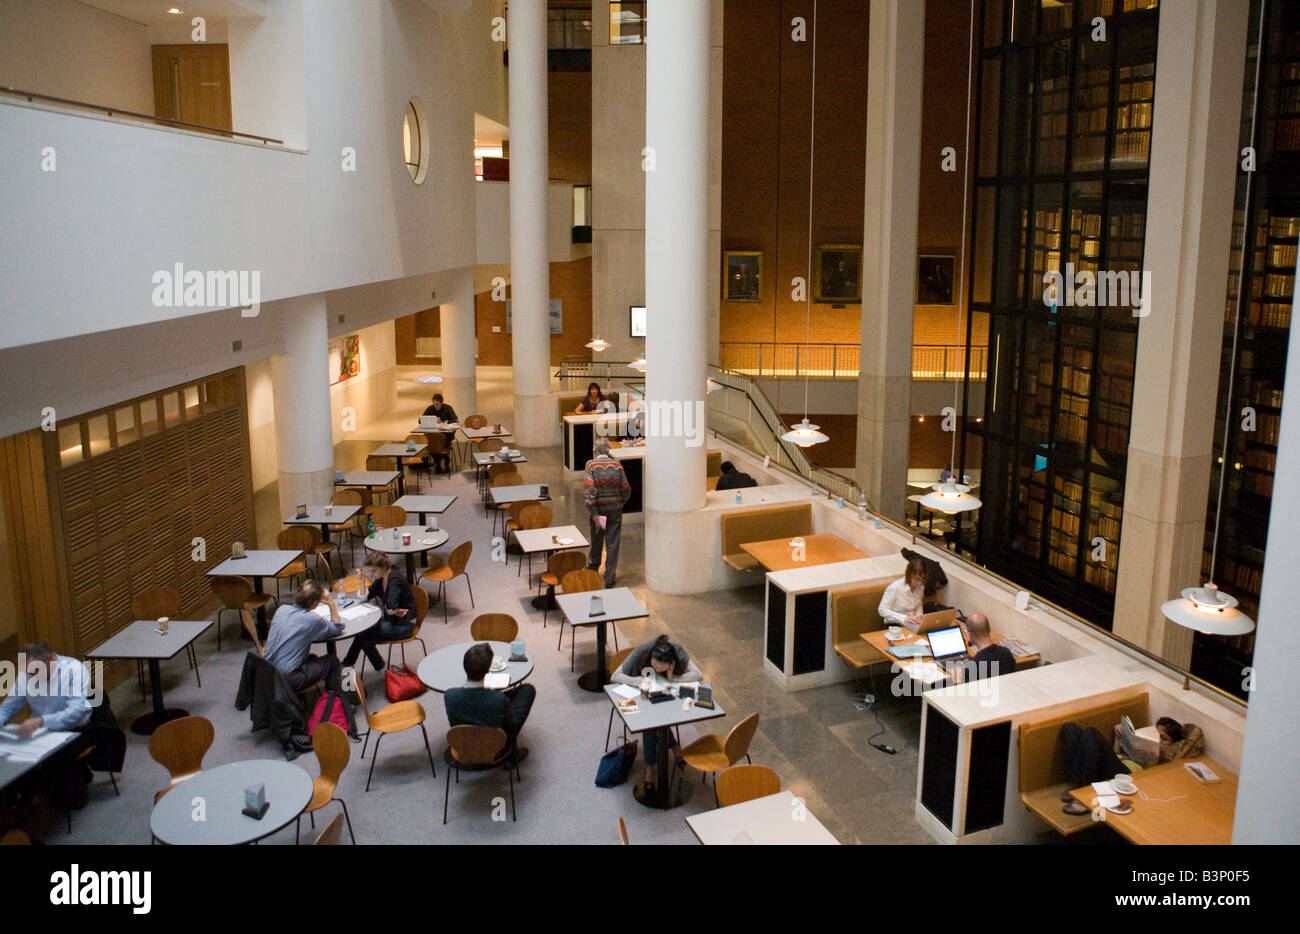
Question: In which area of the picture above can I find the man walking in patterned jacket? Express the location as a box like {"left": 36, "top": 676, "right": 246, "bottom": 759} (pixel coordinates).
{"left": 584, "top": 438, "right": 631, "bottom": 588}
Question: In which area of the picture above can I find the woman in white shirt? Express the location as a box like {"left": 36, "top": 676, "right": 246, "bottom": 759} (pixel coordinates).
{"left": 879, "top": 558, "right": 929, "bottom": 628}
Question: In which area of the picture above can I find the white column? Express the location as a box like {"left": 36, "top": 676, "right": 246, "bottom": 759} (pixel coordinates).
{"left": 644, "top": 0, "right": 710, "bottom": 592}
{"left": 271, "top": 295, "right": 334, "bottom": 521}
{"left": 1234, "top": 251, "right": 1300, "bottom": 843}
{"left": 1112, "top": 0, "right": 1246, "bottom": 664}
{"left": 508, "top": 0, "right": 553, "bottom": 446}
{"left": 439, "top": 268, "right": 477, "bottom": 419}
{"left": 855, "top": 0, "right": 923, "bottom": 522}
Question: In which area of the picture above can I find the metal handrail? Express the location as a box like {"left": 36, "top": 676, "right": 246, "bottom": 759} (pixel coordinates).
{"left": 716, "top": 341, "right": 988, "bottom": 381}
{"left": 1, "top": 86, "right": 285, "bottom": 145}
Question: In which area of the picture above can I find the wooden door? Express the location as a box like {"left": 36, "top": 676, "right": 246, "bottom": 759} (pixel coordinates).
{"left": 151, "top": 44, "right": 233, "bottom": 133}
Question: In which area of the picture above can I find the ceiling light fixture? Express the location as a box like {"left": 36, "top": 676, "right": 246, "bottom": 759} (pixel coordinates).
{"left": 629, "top": 356, "right": 647, "bottom": 372}
{"left": 585, "top": 337, "right": 609, "bottom": 352}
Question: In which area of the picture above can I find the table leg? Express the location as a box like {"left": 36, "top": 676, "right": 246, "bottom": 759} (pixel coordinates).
{"left": 405, "top": 553, "right": 416, "bottom": 582}
{"left": 252, "top": 576, "right": 269, "bottom": 640}
{"left": 320, "top": 523, "right": 332, "bottom": 544}
{"left": 633, "top": 725, "right": 692, "bottom": 810}
{"left": 129, "top": 659, "right": 189, "bottom": 736}
{"left": 577, "top": 619, "right": 608, "bottom": 693}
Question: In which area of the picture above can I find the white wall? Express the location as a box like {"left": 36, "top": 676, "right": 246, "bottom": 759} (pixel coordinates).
{"left": 476, "top": 181, "right": 594, "bottom": 265}
{"left": 328, "top": 320, "right": 398, "bottom": 447}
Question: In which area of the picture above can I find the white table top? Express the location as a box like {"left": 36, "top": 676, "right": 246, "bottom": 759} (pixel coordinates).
{"left": 609, "top": 445, "right": 647, "bottom": 460}
{"left": 765, "top": 554, "right": 907, "bottom": 593}
{"left": 371, "top": 442, "right": 426, "bottom": 458}
{"left": 87, "top": 619, "right": 212, "bottom": 660}
{"left": 474, "top": 451, "right": 527, "bottom": 467}
{"left": 336, "top": 470, "right": 400, "bottom": 488}
{"left": 417, "top": 641, "right": 534, "bottom": 693}
{"left": 149, "top": 760, "right": 313, "bottom": 845}
{"left": 412, "top": 421, "right": 461, "bottom": 433}
{"left": 284, "top": 504, "right": 361, "bottom": 526}
{"left": 392, "top": 494, "right": 457, "bottom": 515}
{"left": 311, "top": 601, "right": 382, "bottom": 641}
{"left": 207, "top": 550, "right": 302, "bottom": 578}
{"left": 554, "top": 587, "right": 647, "bottom": 625}
{"left": 563, "top": 411, "right": 634, "bottom": 425}
{"left": 686, "top": 790, "right": 840, "bottom": 845}
{"left": 488, "top": 484, "right": 551, "bottom": 505}
{"left": 362, "top": 526, "right": 449, "bottom": 555}
{"left": 0, "top": 731, "right": 78, "bottom": 790}
{"left": 514, "top": 525, "right": 588, "bottom": 554}
{"left": 462, "top": 425, "right": 513, "bottom": 439}
{"left": 603, "top": 684, "right": 725, "bottom": 733}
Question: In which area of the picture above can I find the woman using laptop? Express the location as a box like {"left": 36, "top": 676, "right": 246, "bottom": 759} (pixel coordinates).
{"left": 879, "top": 557, "right": 928, "bottom": 628}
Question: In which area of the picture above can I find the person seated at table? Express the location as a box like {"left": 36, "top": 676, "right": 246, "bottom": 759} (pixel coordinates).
{"left": 714, "top": 460, "right": 758, "bottom": 491}
{"left": 573, "top": 382, "right": 610, "bottom": 414}
{"left": 953, "top": 613, "right": 1015, "bottom": 683}
{"left": 0, "top": 641, "right": 94, "bottom": 809}
{"left": 422, "top": 393, "right": 458, "bottom": 425}
{"left": 879, "top": 557, "right": 928, "bottom": 629}
{"left": 341, "top": 553, "right": 416, "bottom": 674}
{"left": 264, "top": 581, "right": 346, "bottom": 696}
{"left": 444, "top": 642, "right": 536, "bottom": 766}
{"left": 611, "top": 635, "right": 703, "bottom": 790}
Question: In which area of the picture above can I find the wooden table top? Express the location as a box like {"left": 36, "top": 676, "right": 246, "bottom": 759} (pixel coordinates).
{"left": 1068, "top": 757, "right": 1237, "bottom": 845}
{"left": 739, "top": 533, "right": 867, "bottom": 572}
{"left": 860, "top": 627, "right": 1041, "bottom": 668}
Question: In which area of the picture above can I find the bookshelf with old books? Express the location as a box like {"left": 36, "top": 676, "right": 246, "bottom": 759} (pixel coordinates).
{"left": 1194, "top": 0, "right": 1300, "bottom": 699}
{"left": 964, "top": 0, "right": 1156, "bottom": 625}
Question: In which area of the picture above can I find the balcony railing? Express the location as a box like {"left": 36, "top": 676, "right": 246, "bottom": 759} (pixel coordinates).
{"left": 717, "top": 342, "right": 988, "bottom": 380}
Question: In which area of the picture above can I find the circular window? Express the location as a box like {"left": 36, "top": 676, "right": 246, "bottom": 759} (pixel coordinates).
{"left": 402, "top": 97, "right": 429, "bottom": 184}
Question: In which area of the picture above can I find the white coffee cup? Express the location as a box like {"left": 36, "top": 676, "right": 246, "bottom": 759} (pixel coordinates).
{"left": 887, "top": 625, "right": 902, "bottom": 639}
{"left": 1113, "top": 774, "right": 1136, "bottom": 794}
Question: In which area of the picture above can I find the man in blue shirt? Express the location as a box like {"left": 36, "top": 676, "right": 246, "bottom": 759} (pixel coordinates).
{"left": 264, "top": 580, "right": 345, "bottom": 695}
{"left": 0, "top": 640, "right": 92, "bottom": 735}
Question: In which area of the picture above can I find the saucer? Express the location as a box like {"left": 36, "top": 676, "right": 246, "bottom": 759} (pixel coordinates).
{"left": 885, "top": 632, "right": 907, "bottom": 642}
{"left": 420, "top": 539, "right": 437, "bottom": 546}
{"left": 557, "top": 537, "right": 574, "bottom": 545}
{"left": 1107, "top": 802, "right": 1132, "bottom": 815}
{"left": 489, "top": 659, "right": 508, "bottom": 672}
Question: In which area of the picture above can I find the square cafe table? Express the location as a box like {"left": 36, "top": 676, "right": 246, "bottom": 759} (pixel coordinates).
{"left": 392, "top": 494, "right": 457, "bottom": 524}
{"left": 1068, "top": 757, "right": 1237, "bottom": 845}
{"left": 207, "top": 549, "right": 303, "bottom": 637}
{"left": 686, "top": 790, "right": 840, "bottom": 845}
{"left": 283, "top": 503, "right": 361, "bottom": 543}
{"left": 554, "top": 587, "right": 648, "bottom": 692}
{"left": 462, "top": 424, "right": 513, "bottom": 440}
{"left": 740, "top": 533, "right": 868, "bottom": 572}
{"left": 87, "top": 619, "right": 212, "bottom": 735}
{"left": 371, "top": 441, "right": 426, "bottom": 459}
{"left": 513, "top": 525, "right": 588, "bottom": 583}
{"left": 336, "top": 469, "right": 403, "bottom": 498}
{"left": 604, "top": 684, "right": 725, "bottom": 810}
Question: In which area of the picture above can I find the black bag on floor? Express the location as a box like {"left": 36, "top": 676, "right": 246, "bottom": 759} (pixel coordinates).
{"left": 595, "top": 740, "right": 638, "bottom": 787}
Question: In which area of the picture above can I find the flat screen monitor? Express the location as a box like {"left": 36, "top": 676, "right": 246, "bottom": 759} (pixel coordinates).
{"left": 630, "top": 305, "right": 646, "bottom": 338}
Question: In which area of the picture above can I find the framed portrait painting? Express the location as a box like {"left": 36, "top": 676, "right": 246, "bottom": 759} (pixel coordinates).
{"left": 814, "top": 244, "right": 862, "bottom": 303}
{"left": 723, "top": 251, "right": 762, "bottom": 302}
{"left": 917, "top": 254, "right": 956, "bottom": 305}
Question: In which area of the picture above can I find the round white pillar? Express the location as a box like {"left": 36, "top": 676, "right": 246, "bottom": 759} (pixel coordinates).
{"left": 439, "top": 268, "right": 478, "bottom": 419}
{"left": 644, "top": 0, "right": 710, "bottom": 591}
{"left": 271, "top": 295, "right": 335, "bottom": 522}
{"left": 508, "top": 0, "right": 554, "bottom": 446}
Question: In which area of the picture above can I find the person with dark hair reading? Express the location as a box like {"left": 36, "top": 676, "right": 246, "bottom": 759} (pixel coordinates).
{"left": 342, "top": 553, "right": 416, "bottom": 673}
{"left": 264, "top": 580, "right": 346, "bottom": 696}
{"left": 444, "top": 642, "right": 536, "bottom": 765}
{"left": 611, "top": 635, "right": 703, "bottom": 790}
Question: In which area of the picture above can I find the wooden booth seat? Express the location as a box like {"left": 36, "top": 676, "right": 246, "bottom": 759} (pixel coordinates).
{"left": 1018, "top": 691, "right": 1149, "bottom": 835}
{"left": 831, "top": 584, "right": 891, "bottom": 669}
{"left": 558, "top": 392, "right": 621, "bottom": 424}
{"left": 719, "top": 502, "right": 812, "bottom": 571}
{"left": 705, "top": 451, "right": 723, "bottom": 491}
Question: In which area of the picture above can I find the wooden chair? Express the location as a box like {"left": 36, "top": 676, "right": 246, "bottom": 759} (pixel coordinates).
{"left": 463, "top": 414, "right": 488, "bottom": 465}
{"left": 0, "top": 829, "right": 31, "bottom": 845}
{"left": 444, "top": 725, "right": 517, "bottom": 824}
{"left": 540, "top": 550, "right": 589, "bottom": 625}
{"left": 470, "top": 613, "right": 519, "bottom": 643}
{"left": 385, "top": 585, "right": 430, "bottom": 668}
{"left": 354, "top": 680, "right": 437, "bottom": 792}
{"left": 303, "top": 522, "right": 339, "bottom": 581}
{"left": 130, "top": 586, "right": 198, "bottom": 690}
{"left": 715, "top": 764, "right": 781, "bottom": 807}
{"left": 148, "top": 715, "right": 213, "bottom": 803}
{"left": 313, "top": 813, "right": 346, "bottom": 845}
{"left": 209, "top": 576, "right": 273, "bottom": 652}
{"left": 329, "top": 489, "right": 365, "bottom": 564}
{"left": 241, "top": 611, "right": 264, "bottom": 654}
{"left": 604, "top": 646, "right": 636, "bottom": 750}
{"left": 424, "top": 430, "right": 457, "bottom": 474}
{"left": 485, "top": 464, "right": 519, "bottom": 504}
{"left": 273, "top": 528, "right": 311, "bottom": 598}
{"left": 403, "top": 434, "right": 431, "bottom": 492}
{"left": 556, "top": 569, "right": 615, "bottom": 670}
{"left": 617, "top": 817, "right": 629, "bottom": 845}
{"left": 365, "top": 456, "right": 398, "bottom": 505}
{"left": 370, "top": 505, "right": 408, "bottom": 530}
{"left": 515, "top": 504, "right": 553, "bottom": 578}
{"left": 420, "top": 541, "right": 474, "bottom": 624}
{"left": 296, "top": 722, "right": 355, "bottom": 844}
{"left": 499, "top": 497, "right": 538, "bottom": 539}
{"left": 477, "top": 440, "right": 508, "bottom": 491}
{"left": 676, "top": 712, "right": 761, "bottom": 795}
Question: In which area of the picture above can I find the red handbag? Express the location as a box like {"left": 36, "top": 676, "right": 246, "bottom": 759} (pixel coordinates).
{"left": 384, "top": 665, "right": 426, "bottom": 702}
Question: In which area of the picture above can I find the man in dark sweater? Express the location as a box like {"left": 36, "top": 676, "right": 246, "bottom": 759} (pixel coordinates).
{"left": 421, "top": 394, "right": 458, "bottom": 472}
{"left": 714, "top": 460, "right": 757, "bottom": 490}
{"left": 955, "top": 613, "right": 1016, "bottom": 682}
{"left": 444, "top": 642, "right": 536, "bottom": 765}
{"left": 584, "top": 438, "right": 631, "bottom": 588}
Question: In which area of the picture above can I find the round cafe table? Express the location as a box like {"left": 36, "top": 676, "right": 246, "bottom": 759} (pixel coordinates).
{"left": 310, "top": 602, "right": 382, "bottom": 657}
{"left": 149, "top": 760, "right": 313, "bottom": 845}
{"left": 416, "top": 641, "right": 533, "bottom": 694}
{"left": 362, "top": 526, "right": 449, "bottom": 581}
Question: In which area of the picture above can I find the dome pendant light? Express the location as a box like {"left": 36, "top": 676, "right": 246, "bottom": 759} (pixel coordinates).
{"left": 920, "top": 480, "right": 980, "bottom": 515}
{"left": 585, "top": 337, "right": 610, "bottom": 352}
{"left": 784, "top": 0, "right": 829, "bottom": 452}
{"left": 629, "top": 356, "right": 647, "bottom": 373}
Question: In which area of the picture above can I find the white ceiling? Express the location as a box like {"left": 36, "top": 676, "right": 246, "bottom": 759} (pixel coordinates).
{"left": 474, "top": 113, "right": 509, "bottom": 148}
{"left": 75, "top": 0, "right": 263, "bottom": 27}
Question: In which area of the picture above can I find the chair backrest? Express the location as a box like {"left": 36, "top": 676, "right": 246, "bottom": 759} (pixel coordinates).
{"left": 371, "top": 505, "right": 408, "bottom": 528}
{"left": 831, "top": 584, "right": 890, "bottom": 644}
{"left": 0, "top": 829, "right": 32, "bottom": 845}
{"left": 332, "top": 489, "right": 363, "bottom": 507}
{"left": 425, "top": 432, "right": 450, "bottom": 455}
{"left": 148, "top": 715, "right": 214, "bottom": 795}
{"left": 518, "top": 504, "right": 553, "bottom": 530}
{"left": 131, "top": 586, "right": 181, "bottom": 621}
{"left": 715, "top": 764, "right": 781, "bottom": 807}
{"left": 724, "top": 712, "right": 761, "bottom": 764}
{"left": 719, "top": 503, "right": 813, "bottom": 556}
{"left": 465, "top": 415, "right": 487, "bottom": 429}
{"left": 506, "top": 500, "right": 539, "bottom": 524}
{"left": 617, "top": 817, "right": 629, "bottom": 845}
{"left": 411, "top": 585, "right": 429, "bottom": 629}
{"left": 489, "top": 464, "right": 518, "bottom": 482}
{"left": 480, "top": 438, "right": 506, "bottom": 453}
{"left": 447, "top": 725, "right": 508, "bottom": 766}
{"left": 312, "top": 722, "right": 350, "bottom": 795}
{"left": 548, "top": 549, "right": 589, "bottom": 581}
{"left": 366, "top": 455, "right": 397, "bottom": 472}
{"left": 338, "top": 572, "right": 371, "bottom": 594}
{"left": 446, "top": 541, "right": 473, "bottom": 575}
{"left": 209, "top": 576, "right": 253, "bottom": 611}
{"left": 470, "top": 613, "right": 519, "bottom": 643}
{"left": 561, "top": 568, "right": 604, "bottom": 594}
{"left": 352, "top": 680, "right": 374, "bottom": 727}
{"left": 607, "top": 646, "right": 635, "bottom": 677}
{"left": 240, "top": 612, "right": 264, "bottom": 654}
{"left": 313, "top": 813, "right": 346, "bottom": 845}
{"left": 278, "top": 525, "right": 315, "bottom": 552}
{"left": 706, "top": 450, "right": 723, "bottom": 478}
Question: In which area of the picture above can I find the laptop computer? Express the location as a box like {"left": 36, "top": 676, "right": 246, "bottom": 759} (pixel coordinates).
{"left": 905, "top": 607, "right": 958, "bottom": 634}
{"left": 925, "top": 626, "right": 970, "bottom": 672}
{"left": 418, "top": 415, "right": 439, "bottom": 428}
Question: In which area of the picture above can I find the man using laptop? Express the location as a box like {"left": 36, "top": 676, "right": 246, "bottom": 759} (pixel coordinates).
{"left": 953, "top": 613, "right": 1015, "bottom": 682}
